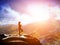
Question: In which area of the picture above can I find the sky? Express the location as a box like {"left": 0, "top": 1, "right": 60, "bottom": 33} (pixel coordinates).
{"left": 0, "top": 0, "right": 60, "bottom": 41}
{"left": 0, "top": 0, "right": 60, "bottom": 25}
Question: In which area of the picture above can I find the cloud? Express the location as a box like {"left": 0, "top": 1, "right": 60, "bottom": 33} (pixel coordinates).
{"left": 0, "top": 0, "right": 60, "bottom": 25}
{"left": 0, "top": 4, "right": 32, "bottom": 25}
{"left": 0, "top": 5, "right": 21, "bottom": 25}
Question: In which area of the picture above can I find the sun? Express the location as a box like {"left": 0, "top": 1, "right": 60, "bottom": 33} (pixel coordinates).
{"left": 26, "top": 4, "right": 50, "bottom": 22}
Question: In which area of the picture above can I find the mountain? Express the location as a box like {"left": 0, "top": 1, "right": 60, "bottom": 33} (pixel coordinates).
{"left": 0, "top": 21, "right": 60, "bottom": 45}
{"left": 0, "top": 24, "right": 17, "bottom": 34}
{"left": 0, "top": 21, "right": 60, "bottom": 38}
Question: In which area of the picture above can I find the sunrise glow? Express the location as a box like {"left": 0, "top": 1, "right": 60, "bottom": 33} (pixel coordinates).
{"left": 26, "top": 4, "right": 50, "bottom": 22}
